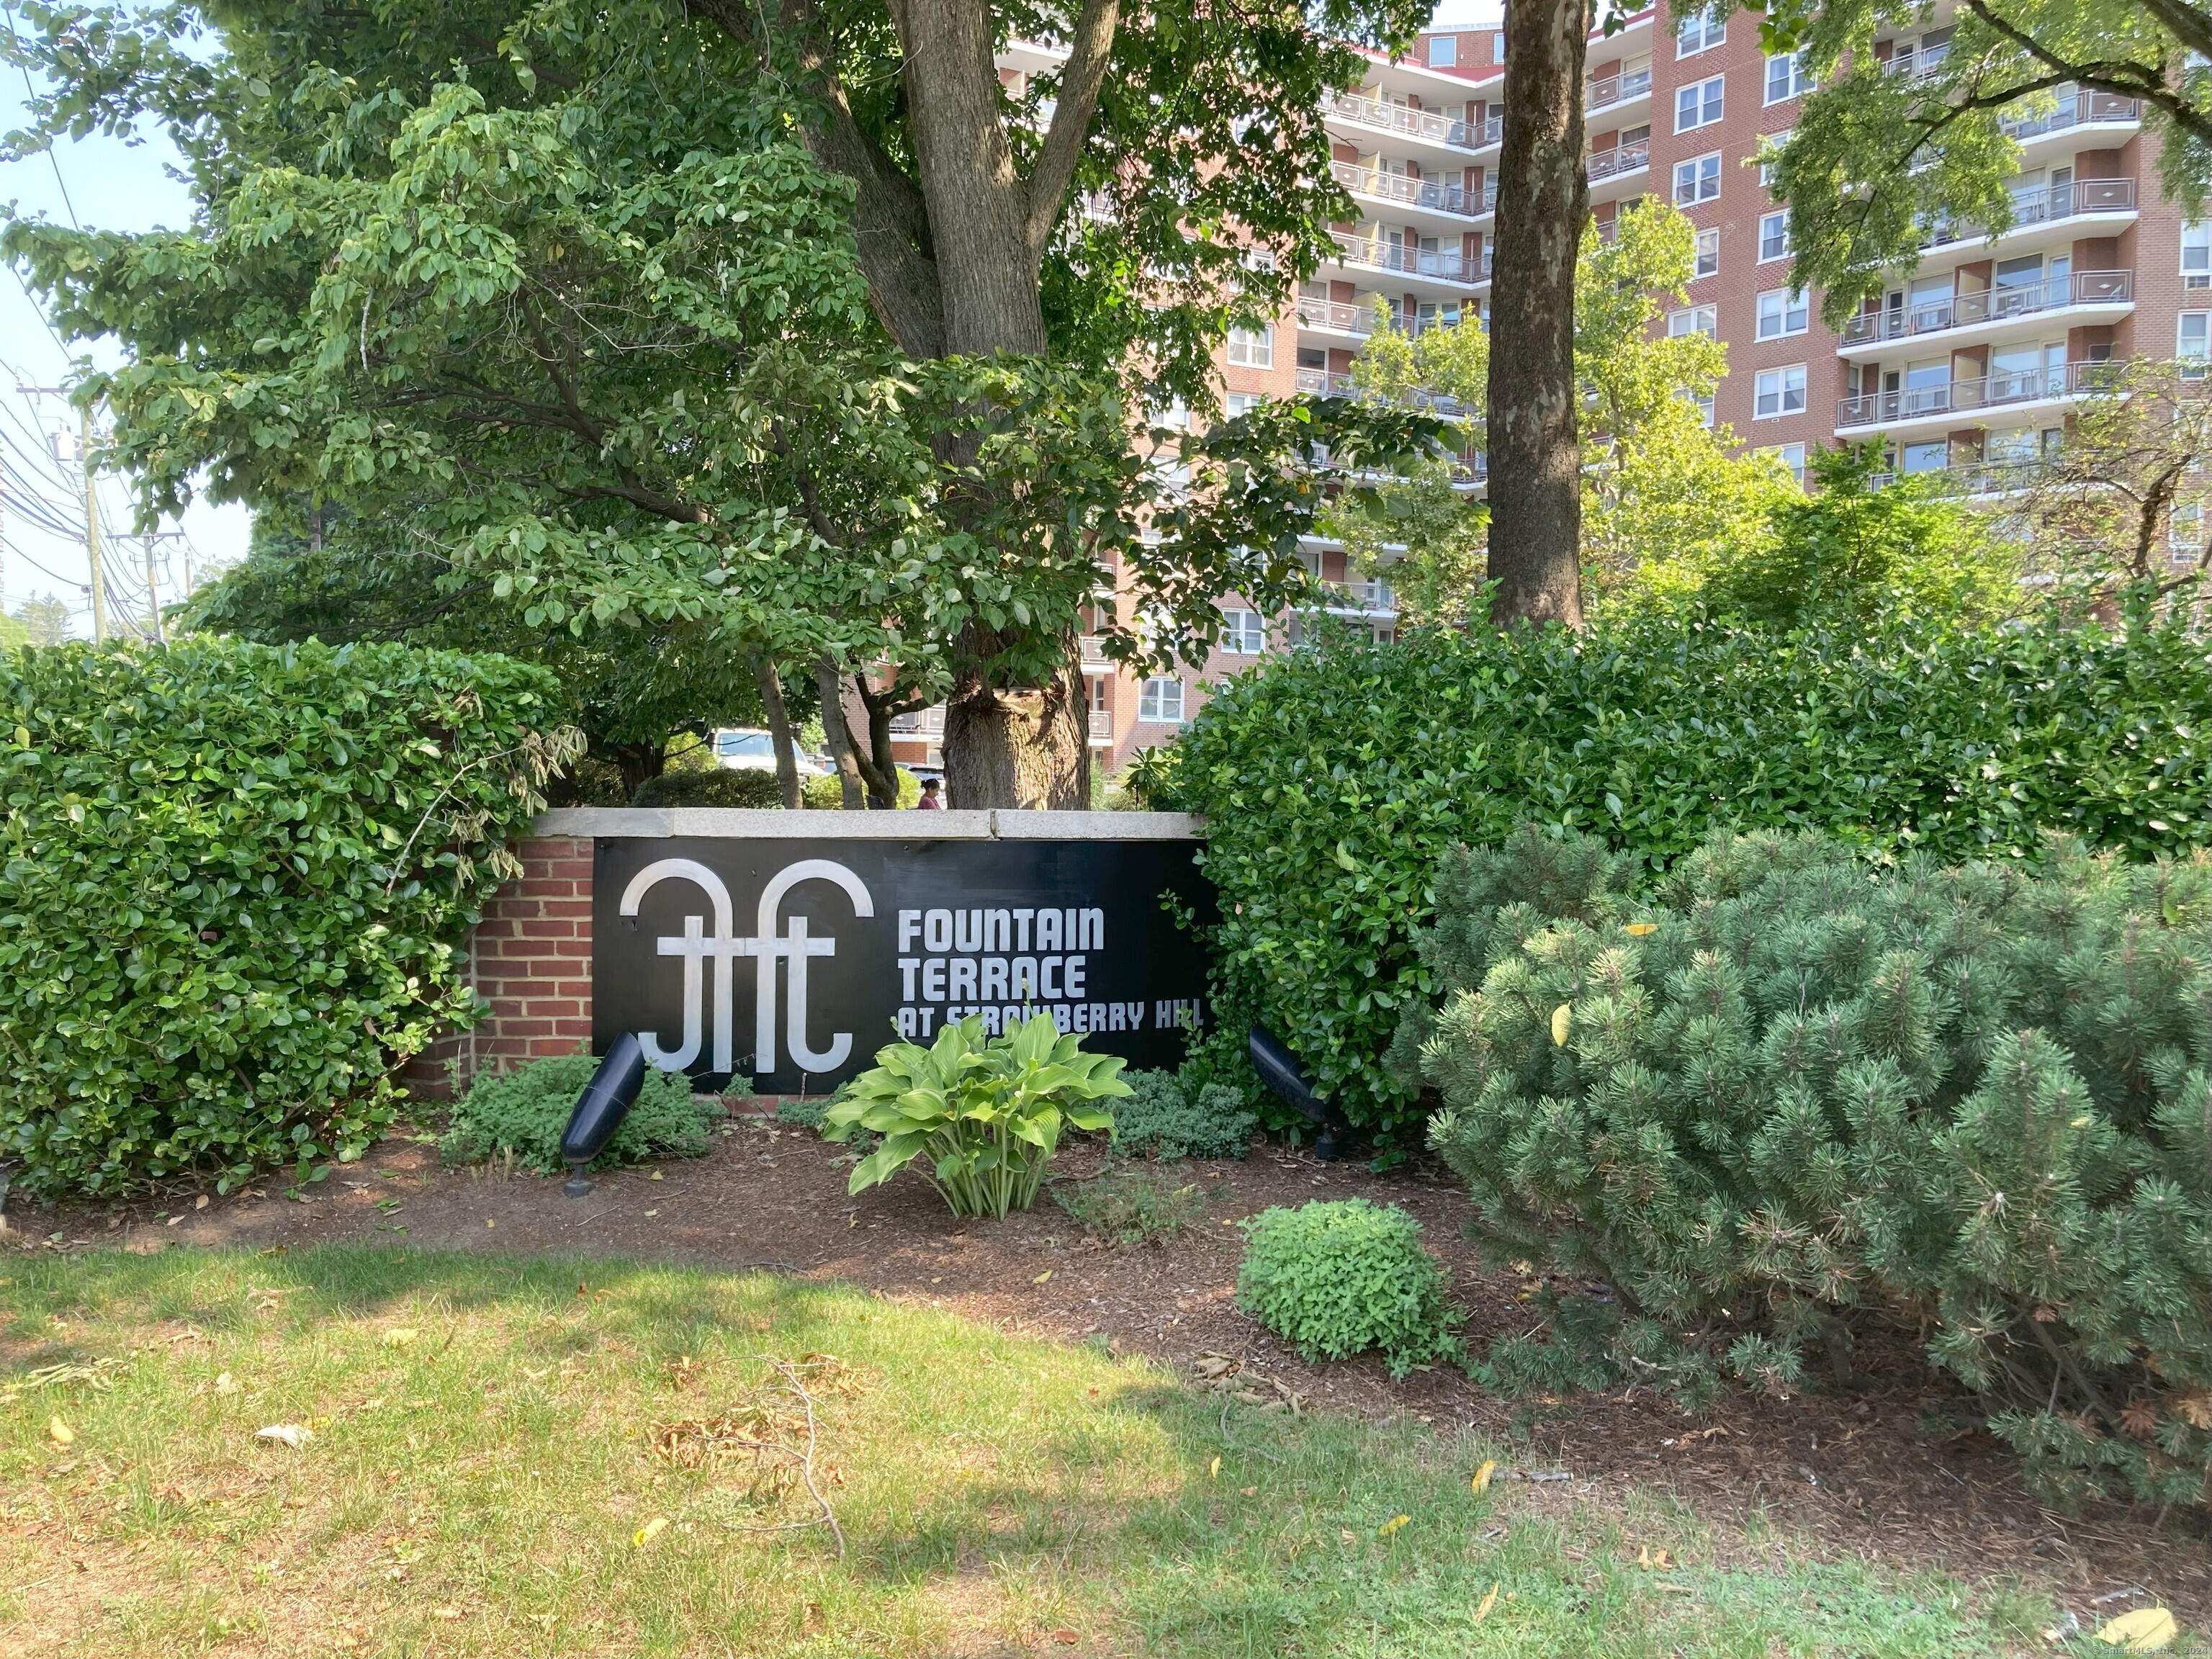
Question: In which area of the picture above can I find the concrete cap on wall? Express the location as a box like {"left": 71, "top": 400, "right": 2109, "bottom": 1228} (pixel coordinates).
{"left": 531, "top": 807, "right": 1205, "bottom": 841}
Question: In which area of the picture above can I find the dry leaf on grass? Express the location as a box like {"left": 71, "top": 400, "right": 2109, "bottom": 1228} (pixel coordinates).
{"left": 1470, "top": 1459, "right": 1496, "bottom": 1494}
{"left": 634, "top": 1516, "right": 668, "bottom": 1548}
{"left": 256, "top": 1424, "right": 310, "bottom": 1447}
{"left": 47, "top": 1416, "right": 73, "bottom": 1447}
{"left": 380, "top": 1328, "right": 418, "bottom": 1349}
{"left": 215, "top": 1372, "right": 240, "bottom": 1395}
{"left": 2097, "top": 1608, "right": 2177, "bottom": 1652}
{"left": 1377, "top": 1514, "right": 1410, "bottom": 1539}
{"left": 1473, "top": 1584, "right": 1498, "bottom": 1624}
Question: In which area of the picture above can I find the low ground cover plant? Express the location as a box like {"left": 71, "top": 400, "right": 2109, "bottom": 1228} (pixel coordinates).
{"left": 1143, "top": 608, "right": 2212, "bottom": 1138}
{"left": 823, "top": 1013, "right": 1128, "bottom": 1218}
{"left": 1054, "top": 1161, "right": 1206, "bottom": 1245}
{"left": 1110, "top": 1069, "right": 1258, "bottom": 1160}
{"left": 0, "top": 638, "right": 568, "bottom": 1196}
{"left": 1235, "top": 1199, "right": 1463, "bottom": 1376}
{"left": 1414, "top": 824, "right": 2212, "bottom": 1514}
{"left": 441, "top": 1051, "right": 726, "bottom": 1173}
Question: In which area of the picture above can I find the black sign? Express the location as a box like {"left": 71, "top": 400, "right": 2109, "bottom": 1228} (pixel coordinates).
{"left": 591, "top": 836, "right": 1215, "bottom": 1092}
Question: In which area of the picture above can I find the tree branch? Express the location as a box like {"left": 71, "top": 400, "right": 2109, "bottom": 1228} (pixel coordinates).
{"left": 1960, "top": 0, "right": 2212, "bottom": 153}
{"left": 1022, "top": 0, "right": 1122, "bottom": 263}
{"left": 685, "top": 0, "right": 946, "bottom": 357}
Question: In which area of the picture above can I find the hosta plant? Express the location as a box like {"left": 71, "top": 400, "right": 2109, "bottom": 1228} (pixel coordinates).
{"left": 823, "top": 1015, "right": 1129, "bottom": 1220}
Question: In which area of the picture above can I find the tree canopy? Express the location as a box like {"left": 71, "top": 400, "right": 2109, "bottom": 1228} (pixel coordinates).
{"left": 4, "top": 0, "right": 1439, "bottom": 801}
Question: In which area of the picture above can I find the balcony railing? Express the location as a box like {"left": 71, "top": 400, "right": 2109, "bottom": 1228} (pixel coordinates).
{"left": 1331, "top": 158, "right": 1480, "bottom": 217}
{"left": 1471, "top": 181, "right": 1498, "bottom": 216}
{"left": 1587, "top": 138, "right": 1650, "bottom": 184}
{"left": 1884, "top": 44, "right": 1948, "bottom": 81}
{"left": 890, "top": 706, "right": 947, "bottom": 737}
{"left": 1998, "top": 89, "right": 2140, "bottom": 140}
{"left": 1473, "top": 112, "right": 1503, "bottom": 148}
{"left": 1079, "top": 634, "right": 1112, "bottom": 670}
{"left": 1836, "top": 360, "right": 2115, "bottom": 427}
{"left": 1838, "top": 269, "right": 2132, "bottom": 345}
{"left": 1586, "top": 65, "right": 1652, "bottom": 111}
{"left": 1296, "top": 296, "right": 1377, "bottom": 335}
{"left": 1295, "top": 367, "right": 1478, "bottom": 420}
{"left": 1323, "top": 89, "right": 1480, "bottom": 150}
{"left": 1920, "top": 176, "right": 2137, "bottom": 249}
{"left": 1328, "top": 230, "right": 1483, "bottom": 283}
{"left": 1087, "top": 709, "right": 1112, "bottom": 742}
{"left": 1869, "top": 459, "right": 2046, "bottom": 494}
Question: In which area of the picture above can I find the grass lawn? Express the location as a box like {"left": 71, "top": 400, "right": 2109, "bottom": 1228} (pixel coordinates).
{"left": 0, "top": 1246, "right": 2167, "bottom": 1658}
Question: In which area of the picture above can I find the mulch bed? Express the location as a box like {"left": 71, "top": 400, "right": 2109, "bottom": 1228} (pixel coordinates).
{"left": 9, "top": 1113, "right": 2208, "bottom": 1627}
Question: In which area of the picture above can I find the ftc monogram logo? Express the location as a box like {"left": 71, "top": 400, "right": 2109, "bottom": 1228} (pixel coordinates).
{"left": 617, "top": 858, "right": 875, "bottom": 1077}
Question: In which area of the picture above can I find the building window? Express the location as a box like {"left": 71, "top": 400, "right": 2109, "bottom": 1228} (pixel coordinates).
{"left": 1681, "top": 387, "right": 1717, "bottom": 428}
{"left": 1148, "top": 399, "right": 1192, "bottom": 431}
{"left": 1492, "top": 30, "right": 1506, "bottom": 63}
{"left": 1764, "top": 51, "right": 1813, "bottom": 104}
{"left": 1756, "top": 287, "right": 1809, "bottom": 339}
{"left": 1695, "top": 227, "right": 1720, "bottom": 277}
{"left": 1758, "top": 212, "right": 1791, "bottom": 262}
{"left": 1676, "top": 75, "right": 1725, "bottom": 132}
{"left": 1673, "top": 153, "right": 1722, "bottom": 204}
{"left": 1138, "top": 677, "right": 1186, "bottom": 724}
{"left": 1759, "top": 130, "right": 1793, "bottom": 188}
{"left": 1224, "top": 392, "right": 1266, "bottom": 418}
{"left": 1901, "top": 440, "right": 1949, "bottom": 475}
{"left": 2182, "top": 313, "right": 2211, "bottom": 374}
{"left": 1089, "top": 675, "right": 1109, "bottom": 714}
{"left": 1763, "top": 441, "right": 1809, "bottom": 486}
{"left": 1667, "top": 304, "right": 1718, "bottom": 338}
{"left": 1226, "top": 325, "right": 1274, "bottom": 369}
{"left": 2185, "top": 222, "right": 2211, "bottom": 287}
{"left": 1754, "top": 364, "right": 1807, "bottom": 418}
{"left": 1221, "top": 609, "right": 1266, "bottom": 654}
{"left": 1429, "top": 33, "right": 1456, "bottom": 67}
{"left": 1676, "top": 5, "right": 1725, "bottom": 56}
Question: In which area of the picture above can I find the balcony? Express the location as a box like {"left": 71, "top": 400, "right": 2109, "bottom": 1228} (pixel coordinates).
{"left": 1324, "top": 89, "right": 1481, "bottom": 152}
{"left": 1331, "top": 158, "right": 1481, "bottom": 219}
{"left": 1586, "top": 65, "right": 1652, "bottom": 112}
{"left": 1326, "top": 230, "right": 1483, "bottom": 284}
{"left": 1079, "top": 634, "right": 1112, "bottom": 670}
{"left": 1835, "top": 360, "right": 2114, "bottom": 431}
{"left": 1470, "top": 181, "right": 1498, "bottom": 217}
{"left": 1471, "top": 112, "right": 1503, "bottom": 149}
{"left": 1586, "top": 138, "right": 1650, "bottom": 184}
{"left": 1998, "top": 89, "right": 2139, "bottom": 140}
{"left": 1884, "top": 44, "right": 1948, "bottom": 82}
{"left": 1295, "top": 367, "right": 1477, "bottom": 420}
{"left": 1297, "top": 296, "right": 1377, "bottom": 337}
{"left": 1869, "top": 459, "right": 2046, "bottom": 494}
{"left": 1838, "top": 269, "right": 2132, "bottom": 348}
{"left": 1088, "top": 709, "right": 1112, "bottom": 745}
{"left": 1920, "top": 176, "right": 2137, "bottom": 251}
{"left": 890, "top": 706, "right": 947, "bottom": 738}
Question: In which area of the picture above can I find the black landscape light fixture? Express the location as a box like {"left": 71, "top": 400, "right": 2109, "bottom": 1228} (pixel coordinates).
{"left": 559, "top": 1033, "right": 648, "bottom": 1197}
{"left": 1247, "top": 1025, "right": 1340, "bottom": 1162}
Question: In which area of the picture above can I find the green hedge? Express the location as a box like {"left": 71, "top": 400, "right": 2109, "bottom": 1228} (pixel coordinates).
{"left": 1151, "top": 610, "right": 2212, "bottom": 1137}
{"left": 0, "top": 639, "right": 567, "bottom": 1195}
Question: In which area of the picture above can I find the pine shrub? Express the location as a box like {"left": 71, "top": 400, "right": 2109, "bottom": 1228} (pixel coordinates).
{"left": 441, "top": 1052, "right": 724, "bottom": 1174}
{"left": 1235, "top": 1199, "right": 1464, "bottom": 1376}
{"left": 1416, "top": 825, "right": 2212, "bottom": 1512}
{"left": 1111, "top": 1069, "right": 1258, "bottom": 1160}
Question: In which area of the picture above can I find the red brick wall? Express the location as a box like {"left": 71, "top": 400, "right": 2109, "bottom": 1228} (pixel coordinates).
{"left": 406, "top": 835, "right": 595, "bottom": 1097}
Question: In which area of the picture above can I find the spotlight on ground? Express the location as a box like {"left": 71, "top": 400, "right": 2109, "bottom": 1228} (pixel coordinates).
{"left": 560, "top": 1034, "right": 647, "bottom": 1197}
{"left": 1247, "top": 1025, "right": 1339, "bottom": 1162}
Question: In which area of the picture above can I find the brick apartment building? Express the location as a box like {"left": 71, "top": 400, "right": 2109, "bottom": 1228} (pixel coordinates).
{"left": 887, "top": 8, "right": 2182, "bottom": 776}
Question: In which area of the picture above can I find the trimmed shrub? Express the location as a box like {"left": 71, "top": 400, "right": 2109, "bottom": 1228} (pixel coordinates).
{"left": 1235, "top": 1199, "right": 1463, "bottom": 1376}
{"left": 632, "top": 767, "right": 782, "bottom": 809}
{"left": 1151, "top": 610, "right": 2212, "bottom": 1138}
{"left": 1054, "top": 1162, "right": 1205, "bottom": 1245}
{"left": 1111, "top": 1069, "right": 1258, "bottom": 1160}
{"left": 1419, "top": 824, "right": 2212, "bottom": 1513}
{"left": 441, "top": 1051, "right": 723, "bottom": 1173}
{"left": 0, "top": 639, "right": 569, "bottom": 1195}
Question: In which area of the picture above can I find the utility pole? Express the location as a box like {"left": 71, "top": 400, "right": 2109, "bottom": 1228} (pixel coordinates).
{"left": 17, "top": 386, "right": 109, "bottom": 642}
{"left": 81, "top": 408, "right": 107, "bottom": 643}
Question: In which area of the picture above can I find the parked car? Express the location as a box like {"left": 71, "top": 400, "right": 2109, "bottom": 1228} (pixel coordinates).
{"left": 712, "top": 728, "right": 828, "bottom": 776}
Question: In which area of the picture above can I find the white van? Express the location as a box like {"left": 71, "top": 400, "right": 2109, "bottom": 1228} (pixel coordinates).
{"left": 712, "top": 728, "right": 829, "bottom": 775}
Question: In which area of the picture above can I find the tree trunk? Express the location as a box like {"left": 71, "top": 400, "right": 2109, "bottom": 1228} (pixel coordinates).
{"left": 1487, "top": 0, "right": 1590, "bottom": 630}
{"left": 852, "top": 677, "right": 914, "bottom": 809}
{"left": 748, "top": 653, "right": 801, "bottom": 809}
{"left": 816, "top": 655, "right": 868, "bottom": 808}
{"left": 610, "top": 740, "right": 664, "bottom": 802}
{"left": 941, "top": 634, "right": 1088, "bottom": 810}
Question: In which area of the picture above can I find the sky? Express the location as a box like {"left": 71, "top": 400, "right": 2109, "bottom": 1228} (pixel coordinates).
{"left": 1, "top": 3, "right": 1491, "bottom": 639}
{"left": 3, "top": 19, "right": 247, "bottom": 639}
